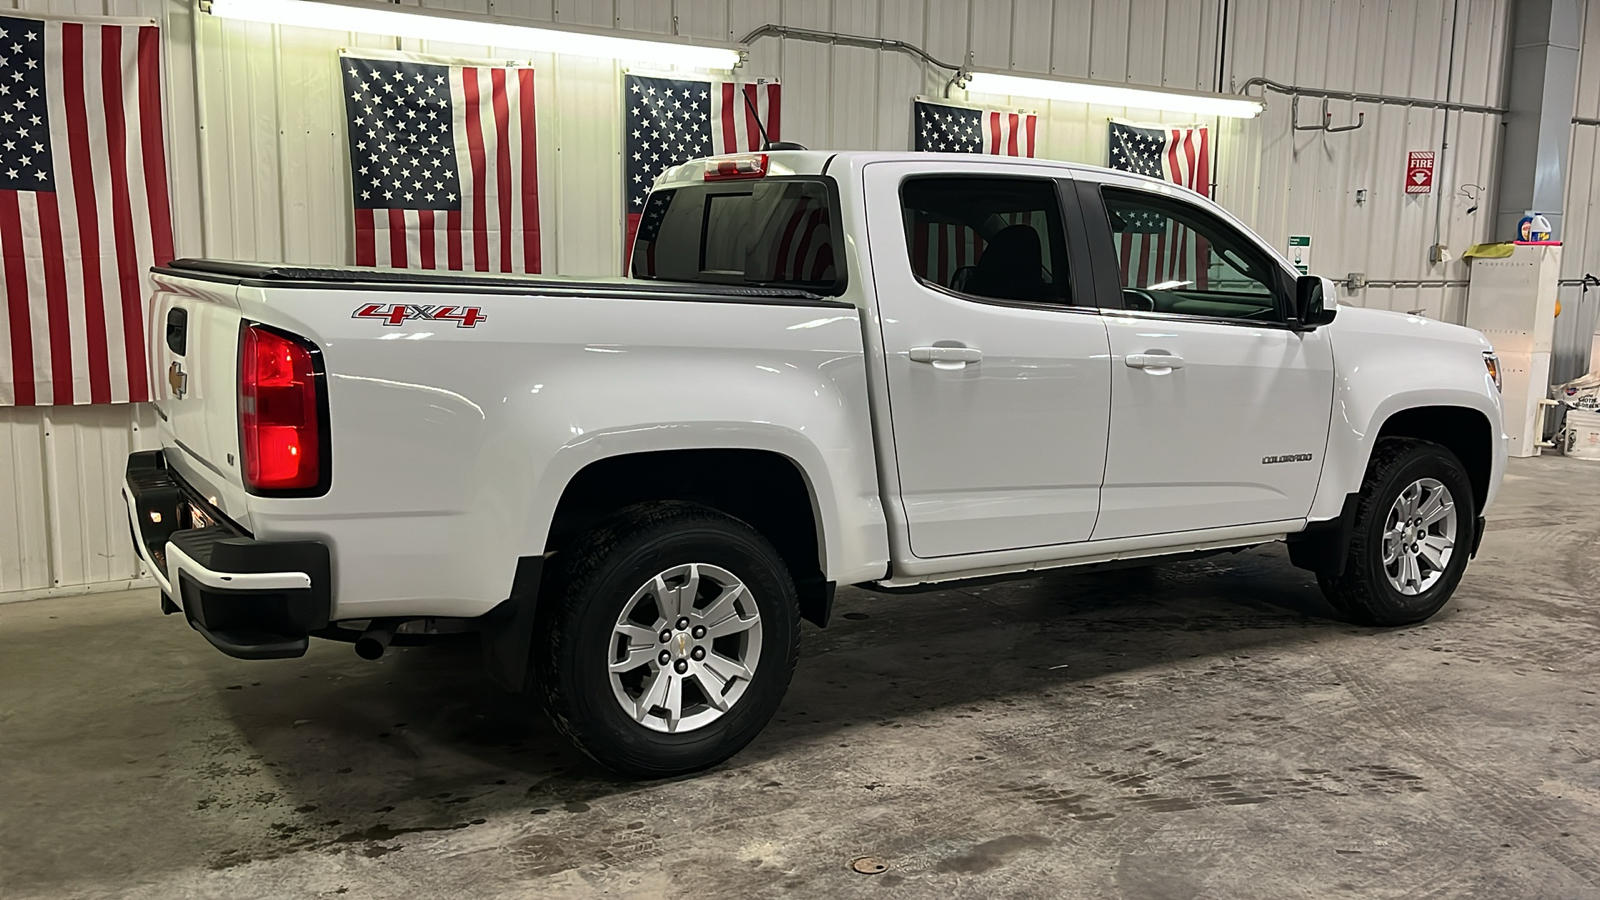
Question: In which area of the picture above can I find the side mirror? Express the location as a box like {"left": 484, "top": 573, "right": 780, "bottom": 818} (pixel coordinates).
{"left": 1292, "top": 275, "right": 1338, "bottom": 328}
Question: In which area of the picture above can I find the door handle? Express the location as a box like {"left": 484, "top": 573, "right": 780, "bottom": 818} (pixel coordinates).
{"left": 910, "top": 346, "right": 982, "bottom": 370}
{"left": 1126, "top": 353, "right": 1185, "bottom": 370}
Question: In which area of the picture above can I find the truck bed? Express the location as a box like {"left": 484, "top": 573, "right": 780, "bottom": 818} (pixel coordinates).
{"left": 158, "top": 259, "right": 850, "bottom": 308}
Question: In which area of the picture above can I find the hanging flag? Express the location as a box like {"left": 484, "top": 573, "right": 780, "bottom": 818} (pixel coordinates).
{"left": 1107, "top": 121, "right": 1210, "bottom": 288}
{"left": 0, "top": 13, "right": 174, "bottom": 408}
{"left": 912, "top": 98, "right": 1037, "bottom": 157}
{"left": 904, "top": 98, "right": 1039, "bottom": 288}
{"left": 341, "top": 51, "right": 541, "bottom": 273}
{"left": 624, "top": 73, "right": 780, "bottom": 267}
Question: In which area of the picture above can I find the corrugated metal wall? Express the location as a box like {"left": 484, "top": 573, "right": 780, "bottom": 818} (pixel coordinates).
{"left": 0, "top": 0, "right": 1561, "bottom": 599}
{"left": 1555, "top": 0, "right": 1600, "bottom": 385}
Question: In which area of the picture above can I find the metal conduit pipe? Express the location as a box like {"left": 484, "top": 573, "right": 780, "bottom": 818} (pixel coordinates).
{"left": 1575, "top": 117, "right": 1600, "bottom": 127}
{"left": 1357, "top": 280, "right": 1472, "bottom": 288}
{"left": 1237, "top": 77, "right": 1507, "bottom": 116}
{"left": 738, "top": 25, "right": 963, "bottom": 72}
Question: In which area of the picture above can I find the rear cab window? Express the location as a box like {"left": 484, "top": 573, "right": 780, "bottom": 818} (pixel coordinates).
{"left": 630, "top": 179, "right": 841, "bottom": 293}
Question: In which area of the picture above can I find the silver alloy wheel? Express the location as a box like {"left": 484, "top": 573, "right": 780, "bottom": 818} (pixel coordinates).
{"left": 1382, "top": 477, "right": 1457, "bottom": 596}
{"left": 607, "top": 563, "right": 763, "bottom": 734}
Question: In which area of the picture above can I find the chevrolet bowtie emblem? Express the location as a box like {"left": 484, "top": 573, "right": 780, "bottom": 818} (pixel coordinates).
{"left": 677, "top": 633, "right": 688, "bottom": 657}
{"left": 168, "top": 361, "right": 187, "bottom": 399}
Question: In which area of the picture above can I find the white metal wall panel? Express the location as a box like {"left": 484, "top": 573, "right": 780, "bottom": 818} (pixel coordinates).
{"left": 0, "top": 0, "right": 1581, "bottom": 599}
{"left": 1555, "top": 0, "right": 1600, "bottom": 382}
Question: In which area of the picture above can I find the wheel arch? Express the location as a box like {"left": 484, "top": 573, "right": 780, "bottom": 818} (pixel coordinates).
{"left": 541, "top": 445, "right": 834, "bottom": 628}
{"left": 1373, "top": 405, "right": 1494, "bottom": 512}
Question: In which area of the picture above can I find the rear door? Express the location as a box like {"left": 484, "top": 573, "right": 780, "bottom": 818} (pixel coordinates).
{"left": 1076, "top": 180, "right": 1335, "bottom": 540}
{"left": 863, "top": 161, "right": 1111, "bottom": 558}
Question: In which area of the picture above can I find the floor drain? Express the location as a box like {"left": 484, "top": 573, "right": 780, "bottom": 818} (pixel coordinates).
{"left": 850, "top": 856, "right": 889, "bottom": 875}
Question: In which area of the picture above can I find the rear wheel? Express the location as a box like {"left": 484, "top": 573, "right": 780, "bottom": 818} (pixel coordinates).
{"left": 1318, "top": 439, "right": 1477, "bottom": 626}
{"left": 535, "top": 502, "right": 799, "bottom": 777}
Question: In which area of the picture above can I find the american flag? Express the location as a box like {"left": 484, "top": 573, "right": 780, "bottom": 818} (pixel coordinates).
{"left": 908, "top": 211, "right": 1044, "bottom": 290}
{"left": 624, "top": 73, "right": 779, "bottom": 267}
{"left": 1107, "top": 121, "right": 1210, "bottom": 289}
{"left": 342, "top": 52, "right": 540, "bottom": 273}
{"left": 913, "top": 99, "right": 1036, "bottom": 157}
{"left": 0, "top": 14, "right": 173, "bottom": 407}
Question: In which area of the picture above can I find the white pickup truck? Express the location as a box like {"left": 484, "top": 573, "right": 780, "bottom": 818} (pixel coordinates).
{"left": 124, "top": 150, "right": 1507, "bottom": 776}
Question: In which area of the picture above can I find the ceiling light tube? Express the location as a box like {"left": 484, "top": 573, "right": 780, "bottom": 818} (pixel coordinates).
{"left": 963, "top": 70, "right": 1264, "bottom": 119}
{"left": 205, "top": 0, "right": 744, "bottom": 69}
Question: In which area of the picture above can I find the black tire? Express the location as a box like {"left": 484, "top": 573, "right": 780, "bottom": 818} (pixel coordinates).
{"left": 535, "top": 501, "right": 800, "bottom": 777}
{"left": 1318, "top": 438, "right": 1478, "bottom": 626}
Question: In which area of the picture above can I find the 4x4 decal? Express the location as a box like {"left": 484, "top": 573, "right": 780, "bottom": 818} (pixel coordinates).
{"left": 353, "top": 303, "right": 486, "bottom": 328}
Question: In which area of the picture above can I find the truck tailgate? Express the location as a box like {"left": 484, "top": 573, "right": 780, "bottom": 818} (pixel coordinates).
{"left": 147, "top": 272, "right": 253, "bottom": 528}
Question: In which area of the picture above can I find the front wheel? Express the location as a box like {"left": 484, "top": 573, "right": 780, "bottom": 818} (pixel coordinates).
{"left": 535, "top": 502, "right": 800, "bottom": 777}
{"left": 1318, "top": 439, "right": 1478, "bottom": 626}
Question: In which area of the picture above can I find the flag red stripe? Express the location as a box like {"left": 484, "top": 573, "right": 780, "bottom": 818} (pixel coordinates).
{"left": 988, "top": 112, "right": 1001, "bottom": 155}
{"left": 136, "top": 26, "right": 174, "bottom": 267}
{"left": 911, "top": 217, "right": 929, "bottom": 278}
{"left": 1194, "top": 127, "right": 1210, "bottom": 288}
{"left": 61, "top": 23, "right": 111, "bottom": 404}
{"left": 764, "top": 84, "right": 781, "bottom": 144}
{"left": 0, "top": 192, "right": 34, "bottom": 406}
{"left": 101, "top": 26, "right": 148, "bottom": 402}
{"left": 418, "top": 209, "right": 435, "bottom": 269}
{"left": 36, "top": 194, "right": 73, "bottom": 404}
{"left": 624, "top": 212, "right": 640, "bottom": 273}
{"left": 719, "top": 82, "right": 738, "bottom": 154}
{"left": 1006, "top": 114, "right": 1019, "bottom": 156}
{"left": 462, "top": 68, "right": 489, "bottom": 271}
{"left": 354, "top": 208, "right": 376, "bottom": 266}
{"left": 936, "top": 224, "right": 950, "bottom": 286}
{"left": 518, "top": 68, "right": 539, "bottom": 273}
{"left": 1025, "top": 114, "right": 1036, "bottom": 157}
{"left": 742, "top": 83, "right": 761, "bottom": 150}
{"left": 388, "top": 208, "right": 407, "bottom": 268}
{"left": 773, "top": 198, "right": 809, "bottom": 279}
{"left": 490, "top": 68, "right": 512, "bottom": 273}
{"left": 792, "top": 209, "right": 824, "bottom": 279}
{"left": 447, "top": 209, "right": 463, "bottom": 270}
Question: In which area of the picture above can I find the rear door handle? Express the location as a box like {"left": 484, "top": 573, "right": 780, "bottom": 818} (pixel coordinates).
{"left": 1126, "top": 353, "right": 1185, "bottom": 370}
{"left": 910, "top": 346, "right": 982, "bottom": 370}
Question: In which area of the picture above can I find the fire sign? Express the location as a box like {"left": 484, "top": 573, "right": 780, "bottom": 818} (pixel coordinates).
{"left": 1406, "top": 151, "right": 1435, "bottom": 194}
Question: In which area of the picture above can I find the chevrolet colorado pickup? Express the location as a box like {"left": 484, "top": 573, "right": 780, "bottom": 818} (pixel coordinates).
{"left": 124, "top": 150, "right": 1507, "bottom": 776}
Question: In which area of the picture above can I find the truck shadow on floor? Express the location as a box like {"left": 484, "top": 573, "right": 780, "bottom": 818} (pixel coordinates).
{"left": 197, "top": 544, "right": 1402, "bottom": 859}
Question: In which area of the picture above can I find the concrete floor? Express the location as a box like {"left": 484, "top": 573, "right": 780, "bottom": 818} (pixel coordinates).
{"left": 3, "top": 457, "right": 1600, "bottom": 899}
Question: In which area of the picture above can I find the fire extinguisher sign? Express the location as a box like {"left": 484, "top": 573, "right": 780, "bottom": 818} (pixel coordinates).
{"left": 1406, "top": 151, "right": 1435, "bottom": 194}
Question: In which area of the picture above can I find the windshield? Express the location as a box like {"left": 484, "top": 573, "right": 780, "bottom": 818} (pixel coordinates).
{"left": 630, "top": 178, "right": 840, "bottom": 293}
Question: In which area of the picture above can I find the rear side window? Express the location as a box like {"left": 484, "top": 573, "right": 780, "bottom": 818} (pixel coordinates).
{"left": 630, "top": 179, "right": 840, "bottom": 293}
{"left": 899, "top": 176, "right": 1072, "bottom": 306}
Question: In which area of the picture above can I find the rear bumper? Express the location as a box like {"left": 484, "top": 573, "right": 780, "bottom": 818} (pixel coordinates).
{"left": 122, "top": 450, "right": 331, "bottom": 660}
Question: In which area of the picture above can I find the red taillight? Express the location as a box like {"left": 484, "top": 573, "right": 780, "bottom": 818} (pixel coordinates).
{"left": 703, "top": 153, "right": 768, "bottom": 181}
{"left": 239, "top": 324, "right": 323, "bottom": 493}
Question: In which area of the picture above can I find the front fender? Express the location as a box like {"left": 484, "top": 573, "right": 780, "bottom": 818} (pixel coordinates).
{"left": 1309, "top": 314, "right": 1505, "bottom": 521}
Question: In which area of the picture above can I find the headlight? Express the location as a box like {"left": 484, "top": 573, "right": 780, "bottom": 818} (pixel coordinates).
{"left": 1484, "top": 353, "right": 1502, "bottom": 392}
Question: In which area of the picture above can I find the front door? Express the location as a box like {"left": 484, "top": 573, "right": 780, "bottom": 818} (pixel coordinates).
{"left": 864, "top": 162, "right": 1111, "bottom": 558}
{"left": 1080, "top": 182, "right": 1336, "bottom": 540}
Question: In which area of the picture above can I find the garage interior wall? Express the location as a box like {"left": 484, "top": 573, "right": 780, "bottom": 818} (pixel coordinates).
{"left": 0, "top": 0, "right": 1581, "bottom": 600}
{"left": 1557, "top": 0, "right": 1600, "bottom": 383}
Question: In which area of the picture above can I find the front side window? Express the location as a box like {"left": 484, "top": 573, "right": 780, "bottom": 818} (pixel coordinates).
{"left": 899, "top": 176, "right": 1072, "bottom": 306}
{"left": 630, "top": 179, "right": 839, "bottom": 293}
{"left": 1101, "top": 187, "right": 1284, "bottom": 321}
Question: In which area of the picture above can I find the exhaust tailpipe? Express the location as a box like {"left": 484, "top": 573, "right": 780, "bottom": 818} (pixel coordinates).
{"left": 355, "top": 618, "right": 400, "bottom": 660}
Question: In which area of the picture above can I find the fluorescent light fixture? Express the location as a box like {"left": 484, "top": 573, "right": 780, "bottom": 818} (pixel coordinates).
{"left": 1147, "top": 280, "right": 1193, "bottom": 291}
{"left": 205, "top": 0, "right": 744, "bottom": 69}
{"left": 963, "top": 70, "right": 1264, "bottom": 119}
